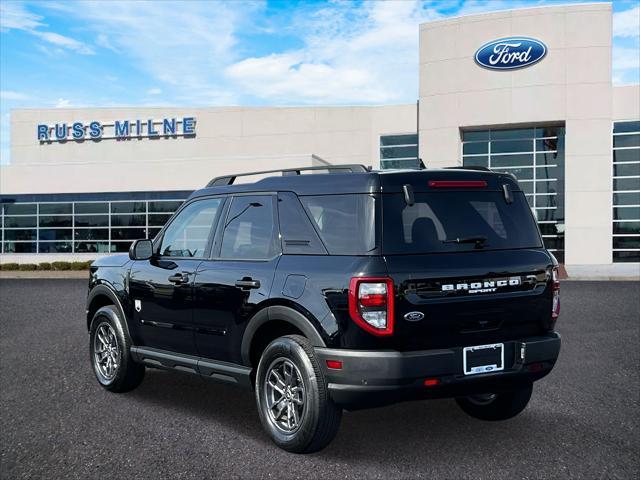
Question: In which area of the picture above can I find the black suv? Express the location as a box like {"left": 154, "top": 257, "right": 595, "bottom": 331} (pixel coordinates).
{"left": 86, "top": 165, "right": 561, "bottom": 453}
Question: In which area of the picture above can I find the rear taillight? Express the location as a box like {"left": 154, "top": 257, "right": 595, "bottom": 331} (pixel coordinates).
{"left": 551, "top": 267, "right": 560, "bottom": 319}
{"left": 348, "top": 277, "right": 394, "bottom": 336}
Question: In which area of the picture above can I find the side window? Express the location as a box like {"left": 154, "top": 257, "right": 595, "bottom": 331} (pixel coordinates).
{"left": 277, "top": 192, "right": 327, "bottom": 255}
{"left": 220, "top": 195, "right": 278, "bottom": 259}
{"left": 159, "top": 198, "right": 222, "bottom": 258}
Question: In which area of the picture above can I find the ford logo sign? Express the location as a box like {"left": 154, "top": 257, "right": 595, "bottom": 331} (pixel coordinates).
{"left": 475, "top": 37, "right": 547, "bottom": 70}
{"left": 404, "top": 311, "right": 425, "bottom": 322}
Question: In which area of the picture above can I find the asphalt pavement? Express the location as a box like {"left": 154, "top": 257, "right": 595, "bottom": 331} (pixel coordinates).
{"left": 0, "top": 279, "right": 638, "bottom": 479}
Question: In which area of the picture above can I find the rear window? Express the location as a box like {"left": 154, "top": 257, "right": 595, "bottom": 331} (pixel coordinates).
{"left": 382, "top": 191, "right": 542, "bottom": 254}
{"left": 300, "top": 194, "right": 377, "bottom": 255}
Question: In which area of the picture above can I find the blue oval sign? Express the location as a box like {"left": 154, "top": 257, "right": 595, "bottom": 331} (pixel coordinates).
{"left": 475, "top": 37, "right": 547, "bottom": 70}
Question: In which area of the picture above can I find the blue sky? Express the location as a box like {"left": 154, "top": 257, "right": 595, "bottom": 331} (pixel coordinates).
{"left": 1, "top": 0, "right": 639, "bottom": 164}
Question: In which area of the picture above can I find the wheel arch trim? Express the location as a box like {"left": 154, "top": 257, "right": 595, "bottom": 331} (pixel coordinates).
{"left": 241, "top": 305, "right": 327, "bottom": 366}
{"left": 86, "top": 284, "right": 130, "bottom": 336}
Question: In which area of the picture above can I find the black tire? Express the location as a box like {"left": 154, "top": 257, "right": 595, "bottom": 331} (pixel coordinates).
{"left": 255, "top": 334, "right": 342, "bottom": 453}
{"left": 89, "top": 305, "right": 145, "bottom": 393}
{"left": 455, "top": 383, "right": 533, "bottom": 421}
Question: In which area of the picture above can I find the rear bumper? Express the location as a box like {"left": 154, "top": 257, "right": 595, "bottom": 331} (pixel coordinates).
{"left": 314, "top": 332, "right": 561, "bottom": 408}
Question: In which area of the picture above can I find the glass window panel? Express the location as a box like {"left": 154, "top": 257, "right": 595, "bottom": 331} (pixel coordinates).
{"left": 39, "top": 229, "right": 73, "bottom": 241}
{"left": 536, "top": 194, "right": 561, "bottom": 208}
{"left": 3, "top": 203, "right": 36, "bottom": 215}
{"left": 111, "top": 228, "right": 147, "bottom": 240}
{"left": 39, "top": 203, "right": 72, "bottom": 215}
{"left": 462, "top": 142, "right": 488, "bottom": 155}
{"left": 614, "top": 163, "right": 640, "bottom": 177}
{"left": 111, "top": 202, "right": 146, "bottom": 214}
{"left": 552, "top": 251, "right": 565, "bottom": 263}
{"left": 613, "top": 177, "right": 640, "bottom": 191}
{"left": 75, "top": 241, "right": 110, "bottom": 253}
{"left": 380, "top": 134, "right": 418, "bottom": 146}
{"left": 539, "top": 223, "right": 560, "bottom": 235}
{"left": 495, "top": 167, "right": 533, "bottom": 180}
{"left": 613, "top": 149, "right": 640, "bottom": 163}
{"left": 519, "top": 182, "right": 533, "bottom": 194}
{"left": 491, "top": 140, "right": 533, "bottom": 154}
{"left": 525, "top": 195, "right": 534, "bottom": 208}
{"left": 491, "top": 128, "right": 534, "bottom": 140}
{"left": 3, "top": 216, "right": 37, "bottom": 228}
{"left": 490, "top": 154, "right": 534, "bottom": 167}
{"left": 74, "top": 215, "right": 109, "bottom": 227}
{"left": 543, "top": 237, "right": 563, "bottom": 250}
{"left": 613, "top": 121, "right": 640, "bottom": 134}
{"left": 75, "top": 202, "right": 109, "bottom": 214}
{"left": 380, "top": 159, "right": 421, "bottom": 170}
{"left": 148, "top": 201, "right": 183, "bottom": 213}
{"left": 110, "top": 214, "right": 146, "bottom": 227}
{"left": 536, "top": 126, "right": 564, "bottom": 138}
{"left": 614, "top": 207, "right": 640, "bottom": 220}
{"left": 148, "top": 227, "right": 162, "bottom": 239}
{"left": 74, "top": 229, "right": 109, "bottom": 240}
{"left": 536, "top": 152, "right": 562, "bottom": 165}
{"left": 110, "top": 242, "right": 132, "bottom": 253}
{"left": 380, "top": 145, "right": 418, "bottom": 159}
{"left": 462, "top": 130, "right": 489, "bottom": 141}
{"left": 39, "top": 216, "right": 72, "bottom": 228}
{"left": 3, "top": 242, "right": 37, "bottom": 253}
{"left": 4, "top": 229, "right": 37, "bottom": 241}
{"left": 613, "top": 221, "right": 640, "bottom": 234}
{"left": 220, "top": 196, "right": 278, "bottom": 259}
{"left": 536, "top": 180, "right": 559, "bottom": 194}
{"left": 536, "top": 166, "right": 559, "bottom": 180}
{"left": 39, "top": 241, "right": 72, "bottom": 253}
{"left": 537, "top": 209, "right": 561, "bottom": 222}
{"left": 462, "top": 156, "right": 488, "bottom": 167}
{"left": 613, "top": 237, "right": 640, "bottom": 249}
{"left": 536, "top": 138, "right": 563, "bottom": 152}
{"left": 613, "top": 251, "right": 640, "bottom": 262}
{"left": 148, "top": 213, "right": 173, "bottom": 226}
{"left": 160, "top": 198, "right": 222, "bottom": 257}
{"left": 614, "top": 134, "right": 640, "bottom": 148}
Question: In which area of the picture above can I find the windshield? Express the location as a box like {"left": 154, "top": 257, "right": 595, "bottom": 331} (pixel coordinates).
{"left": 382, "top": 191, "right": 542, "bottom": 254}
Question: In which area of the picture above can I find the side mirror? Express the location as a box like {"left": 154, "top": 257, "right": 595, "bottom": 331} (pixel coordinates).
{"left": 129, "top": 239, "right": 154, "bottom": 260}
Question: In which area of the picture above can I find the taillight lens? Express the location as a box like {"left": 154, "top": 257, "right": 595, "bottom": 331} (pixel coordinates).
{"left": 551, "top": 267, "right": 560, "bottom": 319}
{"left": 349, "top": 277, "right": 395, "bottom": 336}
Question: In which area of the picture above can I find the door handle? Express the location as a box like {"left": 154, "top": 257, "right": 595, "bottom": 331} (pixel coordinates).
{"left": 168, "top": 272, "right": 190, "bottom": 285}
{"left": 235, "top": 278, "right": 260, "bottom": 289}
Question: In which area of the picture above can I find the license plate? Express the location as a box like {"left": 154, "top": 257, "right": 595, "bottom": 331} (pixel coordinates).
{"left": 463, "top": 343, "right": 504, "bottom": 375}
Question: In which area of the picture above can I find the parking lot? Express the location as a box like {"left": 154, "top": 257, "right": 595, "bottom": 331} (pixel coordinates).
{"left": 0, "top": 279, "right": 638, "bottom": 479}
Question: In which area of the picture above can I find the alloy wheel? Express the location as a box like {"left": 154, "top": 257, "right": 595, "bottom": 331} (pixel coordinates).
{"left": 263, "top": 358, "right": 306, "bottom": 433}
{"left": 93, "top": 322, "right": 120, "bottom": 381}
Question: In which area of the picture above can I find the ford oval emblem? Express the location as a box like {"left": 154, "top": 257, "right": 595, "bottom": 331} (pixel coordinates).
{"left": 475, "top": 37, "right": 547, "bottom": 70}
{"left": 404, "top": 311, "right": 425, "bottom": 322}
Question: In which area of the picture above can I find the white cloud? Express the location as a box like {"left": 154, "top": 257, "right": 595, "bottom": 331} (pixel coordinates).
{"left": 1, "top": 1, "right": 95, "bottom": 55}
{"left": 226, "top": 1, "right": 440, "bottom": 104}
{"left": 96, "top": 33, "right": 118, "bottom": 52}
{"left": 613, "top": 6, "right": 640, "bottom": 38}
{"left": 54, "top": 98, "right": 71, "bottom": 108}
{"left": 0, "top": 90, "right": 30, "bottom": 101}
{"left": 613, "top": 45, "right": 640, "bottom": 84}
{"left": 146, "top": 88, "right": 162, "bottom": 95}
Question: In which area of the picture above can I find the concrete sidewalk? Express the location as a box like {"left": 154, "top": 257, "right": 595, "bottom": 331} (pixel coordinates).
{"left": 0, "top": 271, "right": 89, "bottom": 279}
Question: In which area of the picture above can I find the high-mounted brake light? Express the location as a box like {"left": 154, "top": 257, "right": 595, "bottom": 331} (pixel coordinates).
{"left": 428, "top": 180, "right": 487, "bottom": 188}
{"left": 551, "top": 267, "right": 560, "bottom": 319}
{"left": 348, "top": 277, "right": 395, "bottom": 336}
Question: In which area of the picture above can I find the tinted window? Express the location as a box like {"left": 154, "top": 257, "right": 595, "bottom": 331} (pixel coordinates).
{"left": 159, "top": 198, "right": 222, "bottom": 258}
{"left": 382, "top": 191, "right": 542, "bottom": 254}
{"left": 277, "top": 192, "right": 326, "bottom": 255}
{"left": 220, "top": 196, "right": 277, "bottom": 259}
{"left": 300, "top": 194, "right": 377, "bottom": 255}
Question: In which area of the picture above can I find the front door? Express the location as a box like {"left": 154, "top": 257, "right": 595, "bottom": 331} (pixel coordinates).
{"left": 129, "top": 197, "right": 225, "bottom": 355}
{"left": 193, "top": 194, "right": 280, "bottom": 363}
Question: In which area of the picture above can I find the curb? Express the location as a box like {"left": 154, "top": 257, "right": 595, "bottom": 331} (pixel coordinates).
{"left": 0, "top": 271, "right": 90, "bottom": 279}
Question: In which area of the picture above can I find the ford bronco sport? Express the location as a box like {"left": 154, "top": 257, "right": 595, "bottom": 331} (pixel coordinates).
{"left": 86, "top": 164, "right": 561, "bottom": 453}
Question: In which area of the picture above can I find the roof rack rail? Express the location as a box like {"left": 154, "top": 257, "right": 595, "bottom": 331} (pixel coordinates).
{"left": 445, "top": 166, "right": 492, "bottom": 172}
{"left": 207, "top": 164, "right": 370, "bottom": 187}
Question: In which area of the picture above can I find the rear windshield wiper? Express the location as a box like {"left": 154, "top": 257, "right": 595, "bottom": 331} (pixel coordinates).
{"left": 443, "top": 236, "right": 488, "bottom": 249}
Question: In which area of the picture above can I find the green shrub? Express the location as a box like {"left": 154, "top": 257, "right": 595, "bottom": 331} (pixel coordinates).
{"left": 71, "top": 261, "right": 92, "bottom": 270}
{"left": 37, "top": 262, "right": 52, "bottom": 271}
{"left": 0, "top": 263, "right": 20, "bottom": 271}
{"left": 18, "top": 263, "right": 38, "bottom": 271}
{"left": 51, "top": 261, "right": 71, "bottom": 271}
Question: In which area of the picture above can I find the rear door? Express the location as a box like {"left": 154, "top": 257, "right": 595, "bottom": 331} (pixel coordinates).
{"left": 381, "top": 185, "right": 555, "bottom": 351}
{"left": 193, "top": 194, "right": 280, "bottom": 363}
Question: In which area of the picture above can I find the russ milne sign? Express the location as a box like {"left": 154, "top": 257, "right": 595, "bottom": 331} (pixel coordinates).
{"left": 475, "top": 37, "right": 546, "bottom": 70}
{"left": 37, "top": 117, "right": 196, "bottom": 142}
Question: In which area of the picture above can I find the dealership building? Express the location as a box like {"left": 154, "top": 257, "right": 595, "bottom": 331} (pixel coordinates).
{"left": 1, "top": 2, "right": 638, "bottom": 276}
